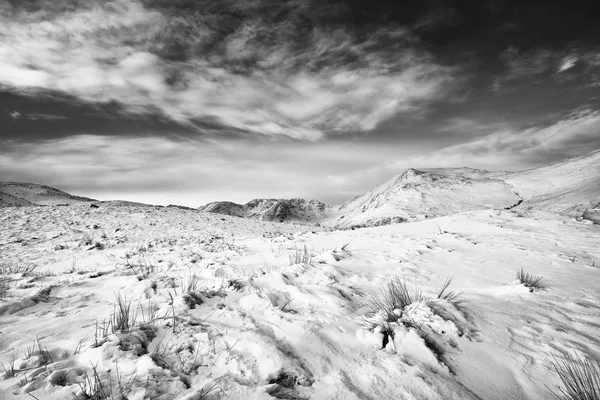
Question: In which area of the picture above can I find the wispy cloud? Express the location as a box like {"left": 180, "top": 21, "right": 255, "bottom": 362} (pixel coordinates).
{"left": 409, "top": 109, "right": 600, "bottom": 169}
{"left": 326, "top": 109, "right": 600, "bottom": 189}
{"left": 493, "top": 46, "right": 600, "bottom": 93}
{"left": 6, "top": 110, "right": 67, "bottom": 120}
{"left": 0, "top": 134, "right": 404, "bottom": 205}
{"left": 0, "top": 0, "right": 452, "bottom": 140}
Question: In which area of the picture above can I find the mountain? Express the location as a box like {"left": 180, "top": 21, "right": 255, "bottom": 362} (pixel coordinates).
{"left": 198, "top": 198, "right": 336, "bottom": 223}
{"left": 502, "top": 149, "right": 600, "bottom": 214}
{"left": 0, "top": 182, "right": 97, "bottom": 206}
{"left": 198, "top": 168, "right": 523, "bottom": 228}
{"left": 198, "top": 150, "right": 600, "bottom": 228}
{"left": 331, "top": 168, "right": 522, "bottom": 228}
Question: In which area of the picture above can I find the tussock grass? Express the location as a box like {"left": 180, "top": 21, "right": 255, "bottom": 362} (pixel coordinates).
{"left": 111, "top": 293, "right": 137, "bottom": 333}
{"left": 0, "top": 278, "right": 9, "bottom": 298}
{"left": 268, "top": 292, "right": 296, "bottom": 313}
{"left": 550, "top": 353, "right": 600, "bottom": 400}
{"left": 289, "top": 245, "right": 312, "bottom": 266}
{"left": 182, "top": 271, "right": 200, "bottom": 292}
{"left": 74, "top": 362, "right": 109, "bottom": 400}
{"left": 1, "top": 354, "right": 17, "bottom": 378}
{"left": 516, "top": 267, "right": 545, "bottom": 291}
{"left": 74, "top": 362, "right": 136, "bottom": 400}
{"left": 24, "top": 336, "right": 54, "bottom": 366}
{"left": 0, "top": 262, "right": 37, "bottom": 276}
{"left": 94, "top": 293, "right": 138, "bottom": 346}
{"left": 436, "top": 277, "right": 465, "bottom": 307}
{"left": 267, "top": 385, "right": 308, "bottom": 399}
{"left": 197, "top": 381, "right": 227, "bottom": 399}
{"left": 366, "top": 276, "right": 426, "bottom": 324}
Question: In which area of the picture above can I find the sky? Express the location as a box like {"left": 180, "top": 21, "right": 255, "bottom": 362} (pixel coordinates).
{"left": 1, "top": 0, "right": 600, "bottom": 207}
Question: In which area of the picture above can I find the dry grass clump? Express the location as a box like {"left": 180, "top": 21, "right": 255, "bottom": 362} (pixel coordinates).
{"left": 289, "top": 245, "right": 312, "bottom": 266}
{"left": 550, "top": 352, "right": 600, "bottom": 400}
{"left": 366, "top": 276, "right": 426, "bottom": 324}
{"left": 436, "top": 277, "right": 465, "bottom": 308}
{"left": 516, "top": 267, "right": 545, "bottom": 291}
{"left": 1, "top": 354, "right": 17, "bottom": 378}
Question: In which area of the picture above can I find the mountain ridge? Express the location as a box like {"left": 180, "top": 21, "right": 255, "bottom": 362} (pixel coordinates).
{"left": 3, "top": 150, "right": 599, "bottom": 227}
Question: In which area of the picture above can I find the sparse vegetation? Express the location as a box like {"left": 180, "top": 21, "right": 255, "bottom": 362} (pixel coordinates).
{"left": 365, "top": 276, "right": 426, "bottom": 325}
{"left": 289, "top": 245, "right": 312, "bottom": 265}
{"left": 0, "top": 278, "right": 9, "bottom": 298}
{"left": 268, "top": 291, "right": 297, "bottom": 313}
{"left": 267, "top": 384, "right": 308, "bottom": 400}
{"left": 1, "top": 353, "right": 17, "bottom": 378}
{"left": 74, "top": 362, "right": 109, "bottom": 400}
{"left": 94, "top": 293, "right": 139, "bottom": 346}
{"left": 436, "top": 277, "right": 465, "bottom": 308}
{"left": 0, "top": 262, "right": 38, "bottom": 276}
{"left": 516, "top": 267, "right": 545, "bottom": 291}
{"left": 549, "top": 352, "right": 600, "bottom": 400}
{"left": 111, "top": 293, "right": 137, "bottom": 333}
{"left": 24, "top": 336, "right": 54, "bottom": 366}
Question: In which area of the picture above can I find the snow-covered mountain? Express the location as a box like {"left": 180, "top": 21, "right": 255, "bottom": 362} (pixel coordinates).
{"left": 198, "top": 150, "right": 600, "bottom": 228}
{"left": 0, "top": 182, "right": 97, "bottom": 207}
{"left": 198, "top": 198, "right": 337, "bottom": 223}
{"left": 502, "top": 149, "right": 600, "bottom": 216}
{"left": 4, "top": 149, "right": 599, "bottom": 227}
{"left": 331, "top": 167, "right": 522, "bottom": 228}
{"left": 198, "top": 167, "right": 523, "bottom": 229}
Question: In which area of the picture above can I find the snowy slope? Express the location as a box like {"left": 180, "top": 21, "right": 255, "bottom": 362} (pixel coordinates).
{"left": 0, "top": 192, "right": 35, "bottom": 207}
{"left": 0, "top": 182, "right": 97, "bottom": 206}
{"left": 329, "top": 168, "right": 522, "bottom": 228}
{"left": 0, "top": 204, "right": 598, "bottom": 400}
{"left": 198, "top": 169, "right": 522, "bottom": 229}
{"left": 199, "top": 150, "right": 600, "bottom": 228}
{"left": 503, "top": 149, "right": 600, "bottom": 214}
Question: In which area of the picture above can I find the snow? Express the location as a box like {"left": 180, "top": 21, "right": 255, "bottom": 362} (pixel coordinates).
{"left": 0, "top": 200, "right": 598, "bottom": 400}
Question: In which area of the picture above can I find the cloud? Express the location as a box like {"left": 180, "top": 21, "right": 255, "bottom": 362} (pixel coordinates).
{"left": 493, "top": 46, "right": 600, "bottom": 93}
{"left": 407, "top": 109, "right": 600, "bottom": 169}
{"left": 492, "top": 47, "right": 555, "bottom": 94}
{"left": 0, "top": 134, "right": 404, "bottom": 206}
{"left": 0, "top": 0, "right": 453, "bottom": 140}
{"left": 7, "top": 110, "right": 67, "bottom": 120}
{"left": 327, "top": 110, "right": 600, "bottom": 188}
{"left": 558, "top": 55, "right": 578, "bottom": 72}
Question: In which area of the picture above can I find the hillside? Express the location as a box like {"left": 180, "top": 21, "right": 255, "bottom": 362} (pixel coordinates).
{"left": 502, "top": 149, "right": 600, "bottom": 215}
{"left": 0, "top": 192, "right": 35, "bottom": 207}
{"left": 199, "top": 198, "right": 337, "bottom": 224}
{"left": 0, "top": 182, "right": 97, "bottom": 207}
{"left": 1, "top": 202, "right": 599, "bottom": 400}
{"left": 330, "top": 168, "right": 522, "bottom": 228}
{"left": 198, "top": 168, "right": 523, "bottom": 229}
{"left": 198, "top": 150, "right": 600, "bottom": 228}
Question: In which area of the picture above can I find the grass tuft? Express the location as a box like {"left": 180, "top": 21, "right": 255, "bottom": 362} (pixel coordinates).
{"left": 366, "top": 276, "right": 426, "bottom": 324}
{"left": 267, "top": 385, "right": 308, "bottom": 399}
{"left": 289, "top": 245, "right": 312, "bottom": 266}
{"left": 1, "top": 354, "right": 18, "bottom": 378}
{"left": 111, "top": 292, "right": 137, "bottom": 333}
{"left": 436, "top": 277, "right": 465, "bottom": 307}
{"left": 516, "top": 267, "right": 545, "bottom": 291}
{"left": 74, "top": 362, "right": 109, "bottom": 400}
{"left": 549, "top": 352, "right": 600, "bottom": 400}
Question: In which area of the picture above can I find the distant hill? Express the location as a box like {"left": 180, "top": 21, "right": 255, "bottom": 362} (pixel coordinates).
{"left": 198, "top": 168, "right": 523, "bottom": 228}
{"left": 330, "top": 167, "right": 522, "bottom": 228}
{"left": 0, "top": 182, "right": 97, "bottom": 206}
{"left": 198, "top": 198, "right": 337, "bottom": 223}
{"left": 502, "top": 149, "right": 600, "bottom": 214}
{"left": 198, "top": 150, "right": 600, "bottom": 228}
{"left": 5, "top": 149, "right": 598, "bottom": 226}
